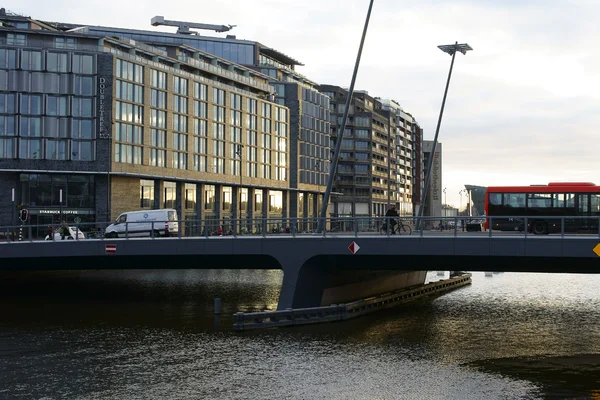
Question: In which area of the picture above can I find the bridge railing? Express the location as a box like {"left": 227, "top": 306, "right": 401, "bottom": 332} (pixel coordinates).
{"left": 1, "top": 215, "right": 599, "bottom": 242}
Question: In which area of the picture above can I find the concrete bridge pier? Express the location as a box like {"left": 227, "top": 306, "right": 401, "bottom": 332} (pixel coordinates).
{"left": 277, "top": 257, "right": 329, "bottom": 310}
{"left": 276, "top": 254, "right": 429, "bottom": 310}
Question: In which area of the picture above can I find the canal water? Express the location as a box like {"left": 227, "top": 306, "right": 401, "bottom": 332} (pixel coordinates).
{"left": 0, "top": 270, "right": 598, "bottom": 400}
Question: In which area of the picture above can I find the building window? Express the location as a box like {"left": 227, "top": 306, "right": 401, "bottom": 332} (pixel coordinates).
{"left": 150, "top": 129, "right": 166, "bottom": 167}
{"left": 151, "top": 89, "right": 167, "bottom": 109}
{"left": 21, "top": 50, "right": 43, "bottom": 71}
{"left": 7, "top": 33, "right": 27, "bottom": 46}
{"left": 173, "top": 114, "right": 188, "bottom": 132}
{"left": 74, "top": 76, "right": 94, "bottom": 96}
{"left": 71, "top": 140, "right": 94, "bottom": 161}
{"left": 164, "top": 182, "right": 176, "bottom": 209}
{"left": 204, "top": 185, "right": 215, "bottom": 211}
{"left": 212, "top": 157, "right": 224, "bottom": 174}
{"left": 45, "top": 139, "right": 68, "bottom": 160}
{"left": 0, "top": 94, "right": 15, "bottom": 113}
{"left": 194, "top": 100, "right": 207, "bottom": 119}
{"left": 19, "top": 138, "right": 42, "bottom": 159}
{"left": 194, "top": 82, "right": 207, "bottom": 101}
{"left": 20, "top": 94, "right": 42, "bottom": 115}
{"left": 230, "top": 93, "right": 242, "bottom": 110}
{"left": 247, "top": 98, "right": 257, "bottom": 114}
{"left": 55, "top": 37, "right": 77, "bottom": 49}
{"left": 0, "top": 48, "right": 17, "bottom": 69}
{"left": 172, "top": 132, "right": 188, "bottom": 170}
{"left": 254, "top": 191, "right": 262, "bottom": 212}
{"left": 140, "top": 179, "right": 154, "bottom": 208}
{"left": 116, "top": 80, "right": 144, "bottom": 103}
{"left": 150, "top": 109, "right": 166, "bottom": 129}
{"left": 46, "top": 95, "right": 69, "bottom": 116}
{"left": 116, "top": 59, "right": 142, "bottom": 83}
{"left": 73, "top": 97, "right": 94, "bottom": 118}
{"left": 173, "top": 76, "right": 188, "bottom": 96}
{"left": 173, "top": 94, "right": 187, "bottom": 114}
{"left": 114, "top": 122, "right": 143, "bottom": 164}
{"left": 151, "top": 69, "right": 167, "bottom": 89}
{"left": 261, "top": 102, "right": 271, "bottom": 133}
{"left": 213, "top": 105, "right": 225, "bottom": 123}
{"left": 222, "top": 187, "right": 231, "bottom": 212}
{"left": 72, "top": 119, "right": 93, "bottom": 139}
{"left": 185, "top": 183, "right": 196, "bottom": 210}
{"left": 73, "top": 54, "right": 94, "bottom": 74}
{"left": 213, "top": 88, "right": 225, "bottom": 106}
{"left": 115, "top": 101, "right": 142, "bottom": 123}
{"left": 47, "top": 52, "right": 69, "bottom": 73}
{"left": 0, "top": 115, "right": 16, "bottom": 158}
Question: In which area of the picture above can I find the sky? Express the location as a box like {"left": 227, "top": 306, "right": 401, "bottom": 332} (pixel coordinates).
{"left": 10, "top": 0, "right": 600, "bottom": 208}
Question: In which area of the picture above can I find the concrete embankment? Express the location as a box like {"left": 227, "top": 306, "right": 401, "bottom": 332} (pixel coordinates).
{"left": 232, "top": 273, "right": 472, "bottom": 331}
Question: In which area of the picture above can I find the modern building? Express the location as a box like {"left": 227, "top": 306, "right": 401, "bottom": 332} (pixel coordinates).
{"left": 44, "top": 15, "right": 332, "bottom": 229}
{"left": 380, "top": 99, "right": 422, "bottom": 217}
{"left": 422, "top": 140, "right": 443, "bottom": 218}
{"left": 0, "top": 11, "right": 306, "bottom": 237}
{"left": 464, "top": 184, "right": 486, "bottom": 216}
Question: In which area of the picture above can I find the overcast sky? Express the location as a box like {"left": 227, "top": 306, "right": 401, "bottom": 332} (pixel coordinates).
{"left": 11, "top": 0, "right": 600, "bottom": 208}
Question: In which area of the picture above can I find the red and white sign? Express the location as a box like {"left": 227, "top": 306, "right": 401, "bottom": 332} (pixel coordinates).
{"left": 348, "top": 241, "right": 360, "bottom": 254}
{"left": 105, "top": 244, "right": 117, "bottom": 254}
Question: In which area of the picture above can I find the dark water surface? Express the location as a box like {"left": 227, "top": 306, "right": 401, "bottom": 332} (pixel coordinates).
{"left": 0, "top": 270, "right": 599, "bottom": 400}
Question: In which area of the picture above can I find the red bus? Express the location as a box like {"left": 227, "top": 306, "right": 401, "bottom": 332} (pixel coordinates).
{"left": 484, "top": 182, "right": 600, "bottom": 234}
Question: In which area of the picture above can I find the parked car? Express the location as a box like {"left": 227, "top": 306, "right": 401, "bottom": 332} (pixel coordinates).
{"left": 45, "top": 226, "right": 86, "bottom": 241}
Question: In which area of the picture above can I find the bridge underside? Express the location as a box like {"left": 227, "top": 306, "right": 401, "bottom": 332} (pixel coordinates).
{"left": 290, "top": 268, "right": 427, "bottom": 309}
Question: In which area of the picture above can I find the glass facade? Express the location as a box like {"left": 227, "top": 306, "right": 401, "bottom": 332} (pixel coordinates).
{"left": 0, "top": 47, "right": 97, "bottom": 161}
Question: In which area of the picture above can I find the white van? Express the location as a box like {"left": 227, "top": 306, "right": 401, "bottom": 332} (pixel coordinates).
{"left": 104, "top": 209, "right": 179, "bottom": 238}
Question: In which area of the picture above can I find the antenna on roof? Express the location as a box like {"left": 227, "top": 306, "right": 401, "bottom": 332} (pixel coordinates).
{"left": 151, "top": 16, "right": 236, "bottom": 34}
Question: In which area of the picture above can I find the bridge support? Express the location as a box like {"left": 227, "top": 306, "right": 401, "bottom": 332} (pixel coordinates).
{"left": 277, "top": 255, "right": 428, "bottom": 310}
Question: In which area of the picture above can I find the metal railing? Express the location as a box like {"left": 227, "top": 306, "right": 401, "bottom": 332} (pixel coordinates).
{"left": 1, "top": 215, "right": 599, "bottom": 243}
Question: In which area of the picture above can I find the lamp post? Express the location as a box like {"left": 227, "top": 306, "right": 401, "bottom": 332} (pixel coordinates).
{"left": 11, "top": 187, "right": 15, "bottom": 227}
{"left": 416, "top": 42, "right": 472, "bottom": 231}
{"left": 314, "top": 160, "right": 321, "bottom": 203}
{"left": 459, "top": 189, "right": 466, "bottom": 213}
{"left": 236, "top": 144, "right": 243, "bottom": 233}
{"left": 443, "top": 187, "right": 447, "bottom": 220}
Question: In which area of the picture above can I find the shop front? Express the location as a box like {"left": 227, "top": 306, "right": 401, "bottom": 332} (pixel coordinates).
{"left": 18, "top": 173, "right": 97, "bottom": 239}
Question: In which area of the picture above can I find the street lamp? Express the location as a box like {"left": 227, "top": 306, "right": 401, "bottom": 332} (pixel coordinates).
{"left": 236, "top": 144, "right": 243, "bottom": 233}
{"left": 459, "top": 189, "right": 467, "bottom": 213}
{"left": 443, "top": 187, "right": 447, "bottom": 206}
{"left": 416, "top": 42, "right": 472, "bottom": 231}
{"left": 314, "top": 160, "right": 321, "bottom": 205}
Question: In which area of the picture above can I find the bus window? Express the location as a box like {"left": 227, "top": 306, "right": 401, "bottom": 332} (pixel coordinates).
{"left": 528, "top": 193, "right": 551, "bottom": 208}
{"left": 565, "top": 193, "right": 575, "bottom": 208}
{"left": 489, "top": 193, "right": 502, "bottom": 206}
{"left": 552, "top": 194, "right": 565, "bottom": 208}
{"left": 506, "top": 193, "right": 525, "bottom": 208}
{"left": 592, "top": 194, "right": 600, "bottom": 215}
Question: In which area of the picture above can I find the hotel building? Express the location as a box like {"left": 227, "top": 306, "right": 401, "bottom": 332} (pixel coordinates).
{"left": 0, "top": 12, "right": 302, "bottom": 236}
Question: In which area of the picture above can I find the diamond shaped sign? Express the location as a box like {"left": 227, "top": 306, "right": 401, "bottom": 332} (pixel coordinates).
{"left": 348, "top": 241, "right": 360, "bottom": 254}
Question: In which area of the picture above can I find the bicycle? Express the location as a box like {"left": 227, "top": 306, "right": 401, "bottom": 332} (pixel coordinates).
{"left": 380, "top": 218, "right": 412, "bottom": 235}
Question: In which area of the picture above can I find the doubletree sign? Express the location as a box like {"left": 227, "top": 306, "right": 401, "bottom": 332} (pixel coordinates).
{"left": 98, "top": 77, "right": 110, "bottom": 139}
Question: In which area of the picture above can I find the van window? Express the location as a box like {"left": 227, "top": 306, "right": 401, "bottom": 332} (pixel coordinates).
{"left": 118, "top": 214, "right": 127, "bottom": 223}
{"left": 168, "top": 211, "right": 177, "bottom": 221}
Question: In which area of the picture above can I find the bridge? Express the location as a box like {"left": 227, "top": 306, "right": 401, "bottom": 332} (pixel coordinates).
{"left": 1, "top": 216, "right": 599, "bottom": 310}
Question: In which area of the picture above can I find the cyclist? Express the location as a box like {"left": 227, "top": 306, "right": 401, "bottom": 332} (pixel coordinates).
{"left": 385, "top": 205, "right": 399, "bottom": 234}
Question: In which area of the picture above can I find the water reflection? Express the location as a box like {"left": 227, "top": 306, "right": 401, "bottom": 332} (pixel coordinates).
{"left": 0, "top": 270, "right": 599, "bottom": 399}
